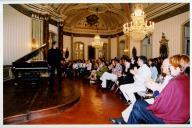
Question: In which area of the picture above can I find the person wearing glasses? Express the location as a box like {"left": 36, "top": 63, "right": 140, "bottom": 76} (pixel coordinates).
{"left": 110, "top": 54, "right": 189, "bottom": 124}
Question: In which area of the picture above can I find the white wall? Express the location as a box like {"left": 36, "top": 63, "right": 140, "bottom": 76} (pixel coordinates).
{"left": 3, "top": 5, "right": 32, "bottom": 65}
{"left": 130, "top": 39, "right": 141, "bottom": 57}
{"left": 119, "top": 34, "right": 142, "bottom": 58}
{"left": 111, "top": 37, "right": 117, "bottom": 59}
{"left": 49, "top": 24, "right": 58, "bottom": 34}
{"left": 152, "top": 11, "right": 189, "bottom": 58}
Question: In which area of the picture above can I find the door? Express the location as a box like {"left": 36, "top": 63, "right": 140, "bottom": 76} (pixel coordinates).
{"left": 88, "top": 46, "right": 95, "bottom": 59}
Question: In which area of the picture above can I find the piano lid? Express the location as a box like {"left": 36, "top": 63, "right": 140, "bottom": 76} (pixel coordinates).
{"left": 13, "top": 44, "right": 47, "bottom": 64}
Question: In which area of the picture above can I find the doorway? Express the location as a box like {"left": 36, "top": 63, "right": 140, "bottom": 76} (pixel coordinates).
{"left": 88, "top": 46, "right": 95, "bottom": 59}
{"left": 182, "top": 21, "right": 190, "bottom": 55}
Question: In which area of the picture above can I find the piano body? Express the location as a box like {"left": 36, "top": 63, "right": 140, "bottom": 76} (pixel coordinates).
{"left": 12, "top": 44, "right": 48, "bottom": 84}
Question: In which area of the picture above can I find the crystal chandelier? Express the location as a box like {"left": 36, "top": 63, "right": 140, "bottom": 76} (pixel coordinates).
{"left": 92, "top": 34, "right": 103, "bottom": 49}
{"left": 123, "top": 4, "right": 154, "bottom": 41}
{"left": 91, "top": 8, "right": 103, "bottom": 49}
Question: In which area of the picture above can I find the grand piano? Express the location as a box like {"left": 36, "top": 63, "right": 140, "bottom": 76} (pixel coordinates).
{"left": 12, "top": 44, "right": 48, "bottom": 84}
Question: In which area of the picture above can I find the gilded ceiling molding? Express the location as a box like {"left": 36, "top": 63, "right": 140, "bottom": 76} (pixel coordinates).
{"left": 22, "top": 4, "right": 67, "bottom": 22}
{"left": 63, "top": 26, "right": 123, "bottom": 35}
{"left": 144, "top": 3, "right": 188, "bottom": 20}
{"left": 10, "top": 3, "right": 189, "bottom": 38}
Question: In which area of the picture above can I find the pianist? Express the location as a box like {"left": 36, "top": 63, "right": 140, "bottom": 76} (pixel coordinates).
{"left": 47, "top": 41, "right": 62, "bottom": 92}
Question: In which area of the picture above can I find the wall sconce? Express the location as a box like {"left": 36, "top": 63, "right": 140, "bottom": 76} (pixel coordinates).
{"left": 124, "top": 48, "right": 129, "bottom": 53}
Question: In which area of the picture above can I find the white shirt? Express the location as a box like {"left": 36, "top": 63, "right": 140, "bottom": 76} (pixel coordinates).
{"left": 134, "top": 64, "right": 151, "bottom": 86}
{"left": 73, "top": 63, "right": 78, "bottom": 69}
{"left": 86, "top": 63, "right": 92, "bottom": 71}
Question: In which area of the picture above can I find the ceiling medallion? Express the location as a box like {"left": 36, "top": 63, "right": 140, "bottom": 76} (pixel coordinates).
{"left": 86, "top": 14, "right": 99, "bottom": 26}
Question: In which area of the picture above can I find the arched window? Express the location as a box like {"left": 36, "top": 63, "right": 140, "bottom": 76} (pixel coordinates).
{"left": 74, "top": 42, "right": 84, "bottom": 60}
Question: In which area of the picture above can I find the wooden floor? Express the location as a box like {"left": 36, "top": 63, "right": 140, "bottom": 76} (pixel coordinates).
{"left": 22, "top": 79, "right": 127, "bottom": 124}
{"left": 3, "top": 77, "right": 80, "bottom": 124}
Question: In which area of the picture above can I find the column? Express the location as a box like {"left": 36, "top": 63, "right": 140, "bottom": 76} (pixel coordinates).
{"left": 126, "top": 34, "right": 130, "bottom": 57}
{"left": 117, "top": 35, "right": 120, "bottom": 57}
{"left": 43, "top": 14, "right": 49, "bottom": 60}
{"left": 58, "top": 22, "right": 64, "bottom": 57}
{"left": 71, "top": 34, "right": 74, "bottom": 60}
{"left": 108, "top": 36, "right": 111, "bottom": 60}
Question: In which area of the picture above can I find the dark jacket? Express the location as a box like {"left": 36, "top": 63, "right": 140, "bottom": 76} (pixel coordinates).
{"left": 47, "top": 48, "right": 62, "bottom": 66}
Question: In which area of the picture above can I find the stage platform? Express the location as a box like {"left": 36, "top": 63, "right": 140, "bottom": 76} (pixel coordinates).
{"left": 3, "top": 78, "right": 80, "bottom": 124}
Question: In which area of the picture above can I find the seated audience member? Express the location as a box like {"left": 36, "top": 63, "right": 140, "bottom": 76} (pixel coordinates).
{"left": 119, "top": 56, "right": 151, "bottom": 122}
{"left": 60, "top": 58, "right": 67, "bottom": 77}
{"left": 95, "top": 58, "right": 108, "bottom": 78}
{"left": 120, "top": 57, "right": 134, "bottom": 84}
{"left": 88, "top": 58, "right": 103, "bottom": 79}
{"left": 65, "top": 61, "right": 73, "bottom": 78}
{"left": 180, "top": 54, "right": 190, "bottom": 77}
{"left": 144, "top": 58, "right": 173, "bottom": 104}
{"left": 100, "top": 58, "right": 122, "bottom": 88}
{"left": 145, "top": 58, "right": 173, "bottom": 93}
{"left": 72, "top": 61, "right": 78, "bottom": 78}
{"left": 120, "top": 56, "right": 151, "bottom": 102}
{"left": 80, "top": 60, "right": 86, "bottom": 76}
{"left": 130, "top": 56, "right": 139, "bottom": 68}
{"left": 88, "top": 58, "right": 106, "bottom": 82}
{"left": 156, "top": 57, "right": 163, "bottom": 74}
{"left": 85, "top": 59, "right": 92, "bottom": 73}
{"left": 148, "top": 58, "right": 158, "bottom": 81}
{"left": 111, "top": 54, "right": 189, "bottom": 124}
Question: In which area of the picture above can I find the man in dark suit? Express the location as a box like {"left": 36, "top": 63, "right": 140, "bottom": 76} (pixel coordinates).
{"left": 47, "top": 41, "right": 62, "bottom": 92}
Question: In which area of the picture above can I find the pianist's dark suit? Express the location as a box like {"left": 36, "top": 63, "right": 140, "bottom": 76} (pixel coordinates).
{"left": 47, "top": 48, "right": 62, "bottom": 91}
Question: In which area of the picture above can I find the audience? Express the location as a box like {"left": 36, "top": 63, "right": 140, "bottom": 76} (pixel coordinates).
{"left": 58, "top": 53, "right": 189, "bottom": 124}
{"left": 110, "top": 54, "right": 189, "bottom": 124}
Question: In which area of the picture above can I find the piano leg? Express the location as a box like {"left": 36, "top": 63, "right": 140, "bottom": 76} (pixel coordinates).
{"left": 14, "top": 71, "right": 19, "bottom": 85}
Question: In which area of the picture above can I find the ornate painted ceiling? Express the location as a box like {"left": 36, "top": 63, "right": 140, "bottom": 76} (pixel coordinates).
{"left": 21, "top": 3, "right": 188, "bottom": 35}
